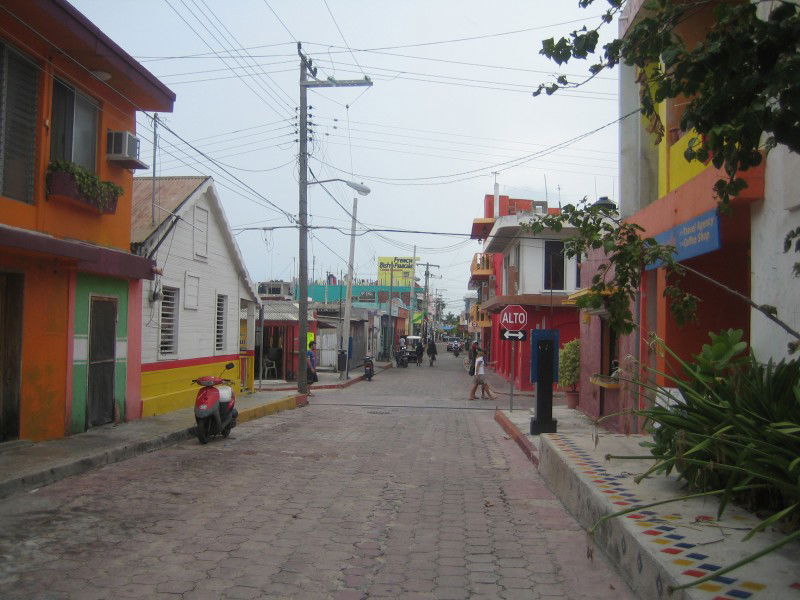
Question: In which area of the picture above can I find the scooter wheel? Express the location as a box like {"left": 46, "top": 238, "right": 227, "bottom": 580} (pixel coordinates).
{"left": 222, "top": 423, "right": 233, "bottom": 438}
{"left": 196, "top": 417, "right": 210, "bottom": 444}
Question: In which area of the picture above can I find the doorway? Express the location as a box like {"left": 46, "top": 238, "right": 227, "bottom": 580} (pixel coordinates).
{"left": 87, "top": 297, "right": 117, "bottom": 428}
{"left": 0, "top": 273, "right": 23, "bottom": 442}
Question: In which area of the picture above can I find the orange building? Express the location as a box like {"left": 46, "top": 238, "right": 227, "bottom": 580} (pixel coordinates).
{"left": 0, "top": 1, "right": 174, "bottom": 441}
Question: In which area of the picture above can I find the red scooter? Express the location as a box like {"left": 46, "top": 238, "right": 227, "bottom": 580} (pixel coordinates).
{"left": 193, "top": 362, "right": 238, "bottom": 444}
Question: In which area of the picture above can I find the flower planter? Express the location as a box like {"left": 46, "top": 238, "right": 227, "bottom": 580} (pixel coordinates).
{"left": 564, "top": 390, "right": 579, "bottom": 409}
{"left": 46, "top": 170, "right": 119, "bottom": 215}
{"left": 590, "top": 374, "right": 621, "bottom": 390}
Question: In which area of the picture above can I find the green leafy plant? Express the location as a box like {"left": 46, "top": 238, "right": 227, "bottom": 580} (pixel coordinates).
{"left": 559, "top": 339, "right": 581, "bottom": 391}
{"left": 596, "top": 330, "right": 800, "bottom": 590}
{"left": 531, "top": 1, "right": 800, "bottom": 352}
{"left": 524, "top": 201, "right": 800, "bottom": 352}
{"left": 46, "top": 160, "right": 123, "bottom": 213}
{"left": 534, "top": 0, "right": 800, "bottom": 207}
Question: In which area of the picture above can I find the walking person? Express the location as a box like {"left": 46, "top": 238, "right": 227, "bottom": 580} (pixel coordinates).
{"left": 426, "top": 338, "right": 438, "bottom": 366}
{"left": 468, "top": 341, "right": 479, "bottom": 376}
{"left": 415, "top": 339, "right": 424, "bottom": 366}
{"left": 306, "top": 340, "right": 318, "bottom": 397}
{"left": 469, "top": 349, "right": 497, "bottom": 400}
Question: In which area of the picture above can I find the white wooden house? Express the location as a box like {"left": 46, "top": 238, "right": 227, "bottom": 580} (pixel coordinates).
{"left": 131, "top": 176, "right": 259, "bottom": 416}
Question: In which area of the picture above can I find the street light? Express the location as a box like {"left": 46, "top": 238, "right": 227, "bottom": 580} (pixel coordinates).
{"left": 309, "top": 178, "right": 370, "bottom": 197}
{"left": 307, "top": 178, "right": 371, "bottom": 380}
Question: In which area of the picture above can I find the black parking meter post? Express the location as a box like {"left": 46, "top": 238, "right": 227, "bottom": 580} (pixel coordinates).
{"left": 530, "top": 338, "right": 558, "bottom": 434}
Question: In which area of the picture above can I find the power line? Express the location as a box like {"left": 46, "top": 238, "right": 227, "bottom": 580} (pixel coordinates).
{"left": 315, "top": 115, "right": 614, "bottom": 156}
{"left": 317, "top": 129, "right": 617, "bottom": 170}
{"left": 136, "top": 119, "right": 297, "bottom": 218}
{"left": 316, "top": 123, "right": 618, "bottom": 165}
{"left": 194, "top": 0, "right": 296, "bottom": 107}
{"left": 312, "top": 110, "right": 637, "bottom": 185}
{"left": 309, "top": 57, "right": 618, "bottom": 94}
{"left": 137, "top": 14, "right": 608, "bottom": 61}
{"left": 320, "top": 0, "right": 365, "bottom": 76}
{"left": 262, "top": 0, "right": 297, "bottom": 42}
{"left": 164, "top": 0, "right": 293, "bottom": 118}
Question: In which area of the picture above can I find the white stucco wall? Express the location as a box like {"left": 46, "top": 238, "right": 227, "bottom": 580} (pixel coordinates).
{"left": 750, "top": 146, "right": 800, "bottom": 361}
{"left": 516, "top": 237, "right": 579, "bottom": 295}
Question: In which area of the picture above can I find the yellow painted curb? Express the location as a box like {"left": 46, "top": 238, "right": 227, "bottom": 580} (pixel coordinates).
{"left": 237, "top": 395, "right": 304, "bottom": 424}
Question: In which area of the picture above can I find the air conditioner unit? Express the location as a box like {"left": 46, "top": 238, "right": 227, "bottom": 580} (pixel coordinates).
{"left": 106, "top": 131, "right": 149, "bottom": 169}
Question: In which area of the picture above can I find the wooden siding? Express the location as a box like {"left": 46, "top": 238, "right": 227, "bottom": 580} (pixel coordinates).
{"left": 141, "top": 187, "right": 249, "bottom": 364}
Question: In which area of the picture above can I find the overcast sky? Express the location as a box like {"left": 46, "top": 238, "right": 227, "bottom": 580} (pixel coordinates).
{"left": 71, "top": 0, "right": 619, "bottom": 314}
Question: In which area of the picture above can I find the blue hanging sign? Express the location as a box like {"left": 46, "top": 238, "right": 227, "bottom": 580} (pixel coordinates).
{"left": 646, "top": 209, "right": 721, "bottom": 270}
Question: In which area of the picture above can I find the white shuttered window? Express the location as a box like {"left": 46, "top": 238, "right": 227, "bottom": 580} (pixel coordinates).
{"left": 159, "top": 287, "right": 179, "bottom": 355}
{"left": 215, "top": 294, "right": 227, "bottom": 352}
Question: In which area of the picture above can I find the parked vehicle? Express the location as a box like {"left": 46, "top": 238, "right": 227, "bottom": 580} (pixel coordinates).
{"left": 364, "top": 355, "right": 374, "bottom": 381}
{"left": 193, "top": 362, "right": 238, "bottom": 444}
{"left": 407, "top": 335, "right": 423, "bottom": 367}
{"left": 399, "top": 350, "right": 409, "bottom": 368}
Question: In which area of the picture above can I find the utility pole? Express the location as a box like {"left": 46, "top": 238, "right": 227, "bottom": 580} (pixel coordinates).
{"left": 340, "top": 195, "right": 358, "bottom": 380}
{"left": 151, "top": 114, "right": 158, "bottom": 226}
{"left": 408, "top": 246, "right": 416, "bottom": 336}
{"left": 296, "top": 42, "right": 371, "bottom": 395}
{"left": 419, "top": 262, "right": 440, "bottom": 340}
{"left": 388, "top": 262, "right": 395, "bottom": 358}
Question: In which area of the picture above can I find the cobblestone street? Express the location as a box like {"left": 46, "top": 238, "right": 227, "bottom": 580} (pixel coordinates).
{"left": 0, "top": 350, "right": 633, "bottom": 599}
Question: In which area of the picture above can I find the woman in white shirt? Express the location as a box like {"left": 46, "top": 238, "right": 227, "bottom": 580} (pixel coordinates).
{"left": 468, "top": 350, "right": 497, "bottom": 400}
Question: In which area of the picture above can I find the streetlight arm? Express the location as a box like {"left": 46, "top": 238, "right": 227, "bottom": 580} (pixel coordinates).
{"left": 308, "top": 178, "right": 370, "bottom": 196}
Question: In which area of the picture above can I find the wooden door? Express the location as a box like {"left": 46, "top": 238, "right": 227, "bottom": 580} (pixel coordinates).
{"left": 87, "top": 298, "right": 116, "bottom": 428}
{"left": 0, "top": 273, "right": 23, "bottom": 442}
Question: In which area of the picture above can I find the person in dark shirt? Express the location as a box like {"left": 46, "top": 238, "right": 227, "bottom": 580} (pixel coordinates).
{"left": 426, "top": 339, "right": 438, "bottom": 366}
{"left": 306, "top": 340, "right": 318, "bottom": 396}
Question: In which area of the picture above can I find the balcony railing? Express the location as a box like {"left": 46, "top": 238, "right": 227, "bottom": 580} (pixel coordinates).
{"left": 470, "top": 252, "right": 493, "bottom": 280}
{"left": 469, "top": 303, "right": 492, "bottom": 328}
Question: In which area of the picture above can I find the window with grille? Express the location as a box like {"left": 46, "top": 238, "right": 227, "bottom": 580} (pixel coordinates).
{"left": 50, "top": 78, "right": 98, "bottom": 173}
{"left": 159, "top": 287, "right": 179, "bottom": 355}
{"left": 215, "top": 294, "right": 227, "bottom": 351}
{"left": 0, "top": 44, "right": 38, "bottom": 203}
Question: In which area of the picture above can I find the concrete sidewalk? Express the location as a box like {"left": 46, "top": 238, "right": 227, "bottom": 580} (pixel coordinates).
{"left": 0, "top": 361, "right": 391, "bottom": 500}
{"left": 495, "top": 405, "right": 800, "bottom": 600}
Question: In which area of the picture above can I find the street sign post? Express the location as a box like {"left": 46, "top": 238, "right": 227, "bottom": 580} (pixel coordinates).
{"left": 501, "top": 329, "right": 527, "bottom": 342}
{"left": 500, "top": 305, "right": 528, "bottom": 412}
{"left": 500, "top": 304, "right": 527, "bottom": 331}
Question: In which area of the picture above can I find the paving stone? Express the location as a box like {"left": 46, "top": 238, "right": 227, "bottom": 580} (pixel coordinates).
{"left": 0, "top": 358, "right": 632, "bottom": 600}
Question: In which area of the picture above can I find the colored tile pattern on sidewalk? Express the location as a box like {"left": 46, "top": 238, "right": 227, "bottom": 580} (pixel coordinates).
{"left": 547, "top": 434, "right": 800, "bottom": 599}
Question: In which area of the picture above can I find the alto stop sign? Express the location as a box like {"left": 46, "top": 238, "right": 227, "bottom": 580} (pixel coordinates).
{"left": 500, "top": 304, "right": 527, "bottom": 331}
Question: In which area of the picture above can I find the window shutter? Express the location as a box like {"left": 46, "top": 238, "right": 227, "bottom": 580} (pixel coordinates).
{"left": 194, "top": 206, "right": 208, "bottom": 258}
{"left": 215, "top": 294, "right": 226, "bottom": 351}
{"left": 159, "top": 287, "right": 179, "bottom": 355}
{"left": 1, "top": 47, "right": 38, "bottom": 203}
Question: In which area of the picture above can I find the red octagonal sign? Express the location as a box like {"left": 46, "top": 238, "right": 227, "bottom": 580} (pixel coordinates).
{"left": 500, "top": 304, "right": 527, "bottom": 331}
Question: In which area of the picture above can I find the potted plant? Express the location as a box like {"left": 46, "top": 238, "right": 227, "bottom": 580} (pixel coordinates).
{"left": 46, "top": 160, "right": 123, "bottom": 214}
{"left": 559, "top": 338, "right": 580, "bottom": 409}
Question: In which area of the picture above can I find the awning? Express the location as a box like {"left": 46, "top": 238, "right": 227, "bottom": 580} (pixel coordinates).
{"left": 481, "top": 293, "right": 571, "bottom": 313}
{"left": 0, "top": 223, "right": 155, "bottom": 280}
{"left": 470, "top": 218, "right": 495, "bottom": 240}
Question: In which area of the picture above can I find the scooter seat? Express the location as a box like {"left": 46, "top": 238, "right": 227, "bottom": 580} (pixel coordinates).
{"left": 217, "top": 386, "right": 233, "bottom": 403}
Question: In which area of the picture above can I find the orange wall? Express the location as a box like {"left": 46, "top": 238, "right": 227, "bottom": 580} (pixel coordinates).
{"left": 0, "top": 253, "right": 71, "bottom": 441}
{"left": 0, "top": 16, "right": 137, "bottom": 252}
